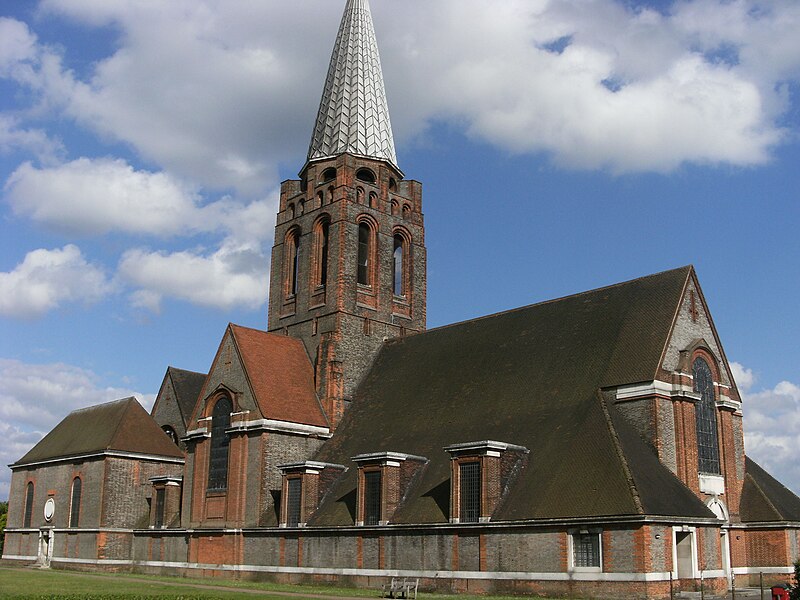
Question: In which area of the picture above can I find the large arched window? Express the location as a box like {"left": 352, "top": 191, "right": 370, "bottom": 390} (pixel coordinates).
{"left": 23, "top": 481, "right": 34, "bottom": 528}
{"left": 207, "top": 396, "right": 232, "bottom": 491}
{"left": 393, "top": 234, "right": 406, "bottom": 296}
{"left": 285, "top": 228, "right": 300, "bottom": 297}
{"left": 69, "top": 477, "right": 82, "bottom": 527}
{"left": 357, "top": 222, "right": 373, "bottom": 286}
{"left": 693, "top": 356, "right": 721, "bottom": 474}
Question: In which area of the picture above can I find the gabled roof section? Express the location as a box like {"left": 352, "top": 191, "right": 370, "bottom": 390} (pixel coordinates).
{"left": 13, "top": 398, "right": 183, "bottom": 467}
{"left": 311, "top": 267, "right": 698, "bottom": 523}
{"left": 307, "top": 0, "right": 398, "bottom": 168}
{"left": 741, "top": 457, "right": 800, "bottom": 522}
{"left": 229, "top": 324, "right": 328, "bottom": 428}
{"left": 167, "top": 367, "right": 206, "bottom": 426}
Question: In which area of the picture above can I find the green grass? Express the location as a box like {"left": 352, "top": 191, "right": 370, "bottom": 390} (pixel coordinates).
{"left": 0, "top": 565, "right": 564, "bottom": 600}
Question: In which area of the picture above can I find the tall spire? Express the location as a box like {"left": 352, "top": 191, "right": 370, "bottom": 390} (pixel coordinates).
{"left": 307, "top": 0, "right": 398, "bottom": 169}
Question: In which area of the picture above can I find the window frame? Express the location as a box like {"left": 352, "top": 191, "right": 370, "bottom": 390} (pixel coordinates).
{"left": 459, "top": 461, "right": 481, "bottom": 524}
{"left": 154, "top": 487, "right": 166, "bottom": 528}
{"left": 285, "top": 476, "right": 303, "bottom": 528}
{"left": 207, "top": 396, "right": 233, "bottom": 492}
{"left": 693, "top": 355, "right": 721, "bottom": 475}
{"left": 569, "top": 531, "right": 603, "bottom": 572}
{"left": 362, "top": 469, "right": 382, "bottom": 526}
{"left": 284, "top": 227, "right": 301, "bottom": 298}
{"left": 356, "top": 218, "right": 377, "bottom": 288}
{"left": 69, "top": 476, "right": 82, "bottom": 528}
{"left": 23, "top": 481, "right": 34, "bottom": 528}
{"left": 313, "top": 216, "right": 330, "bottom": 289}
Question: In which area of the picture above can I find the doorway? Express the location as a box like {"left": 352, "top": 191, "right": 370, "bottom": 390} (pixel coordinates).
{"left": 37, "top": 529, "right": 52, "bottom": 567}
{"left": 675, "top": 530, "right": 694, "bottom": 579}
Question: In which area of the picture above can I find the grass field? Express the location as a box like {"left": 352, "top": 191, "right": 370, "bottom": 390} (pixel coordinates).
{"left": 0, "top": 566, "right": 558, "bottom": 600}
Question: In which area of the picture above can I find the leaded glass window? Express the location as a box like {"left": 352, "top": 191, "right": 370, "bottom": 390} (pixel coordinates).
{"left": 393, "top": 235, "right": 404, "bottom": 296}
{"left": 69, "top": 477, "right": 81, "bottom": 527}
{"left": 693, "top": 357, "right": 721, "bottom": 474}
{"left": 572, "top": 533, "right": 601, "bottom": 568}
{"left": 207, "top": 397, "right": 232, "bottom": 491}
{"left": 286, "top": 478, "right": 302, "bottom": 527}
{"left": 154, "top": 488, "right": 165, "bottom": 528}
{"left": 363, "top": 470, "right": 381, "bottom": 525}
{"left": 357, "top": 223, "right": 371, "bottom": 286}
{"left": 23, "top": 481, "right": 34, "bottom": 528}
{"left": 459, "top": 462, "right": 481, "bottom": 523}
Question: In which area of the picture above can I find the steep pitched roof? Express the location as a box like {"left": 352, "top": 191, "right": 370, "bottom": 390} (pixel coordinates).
{"left": 229, "top": 324, "right": 328, "bottom": 428}
{"left": 307, "top": 0, "right": 397, "bottom": 168}
{"left": 741, "top": 457, "right": 800, "bottom": 522}
{"left": 13, "top": 398, "right": 183, "bottom": 467}
{"left": 311, "top": 267, "right": 714, "bottom": 524}
{"left": 167, "top": 367, "right": 206, "bottom": 426}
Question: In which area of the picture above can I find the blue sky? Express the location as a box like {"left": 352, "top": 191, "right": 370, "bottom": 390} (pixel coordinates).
{"left": 1, "top": 0, "right": 799, "bottom": 499}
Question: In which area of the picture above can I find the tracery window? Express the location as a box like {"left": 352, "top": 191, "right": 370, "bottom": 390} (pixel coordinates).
{"left": 693, "top": 356, "right": 721, "bottom": 474}
{"left": 207, "top": 396, "right": 232, "bottom": 491}
{"left": 69, "top": 477, "right": 82, "bottom": 527}
{"left": 23, "top": 481, "right": 34, "bottom": 528}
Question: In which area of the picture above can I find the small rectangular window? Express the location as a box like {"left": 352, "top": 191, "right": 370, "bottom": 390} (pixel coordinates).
{"left": 459, "top": 461, "right": 481, "bottom": 523}
{"left": 572, "top": 532, "right": 601, "bottom": 569}
{"left": 364, "top": 470, "right": 382, "bottom": 525}
{"left": 286, "top": 478, "right": 302, "bottom": 527}
{"left": 154, "top": 488, "right": 165, "bottom": 528}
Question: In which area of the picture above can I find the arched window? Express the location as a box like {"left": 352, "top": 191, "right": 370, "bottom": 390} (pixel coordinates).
{"left": 393, "top": 235, "right": 405, "bottom": 296}
{"left": 69, "top": 477, "right": 82, "bottom": 527}
{"left": 314, "top": 218, "right": 330, "bottom": 287}
{"left": 356, "top": 168, "right": 376, "bottom": 184}
{"left": 388, "top": 177, "right": 397, "bottom": 191}
{"left": 693, "top": 356, "right": 721, "bottom": 474}
{"left": 287, "top": 203, "right": 295, "bottom": 220}
{"left": 402, "top": 204, "right": 411, "bottom": 220}
{"left": 368, "top": 192, "right": 377, "bottom": 209}
{"left": 321, "top": 167, "right": 337, "bottom": 182}
{"left": 357, "top": 222, "right": 373, "bottom": 286}
{"left": 356, "top": 187, "right": 365, "bottom": 205}
{"left": 208, "top": 396, "right": 232, "bottom": 491}
{"left": 285, "top": 228, "right": 300, "bottom": 297}
{"left": 162, "top": 425, "right": 178, "bottom": 445}
{"left": 317, "top": 191, "right": 324, "bottom": 206}
{"left": 23, "top": 481, "right": 34, "bottom": 528}
{"left": 298, "top": 199, "right": 305, "bottom": 215}
{"left": 327, "top": 186, "right": 335, "bottom": 203}
{"left": 391, "top": 200, "right": 399, "bottom": 216}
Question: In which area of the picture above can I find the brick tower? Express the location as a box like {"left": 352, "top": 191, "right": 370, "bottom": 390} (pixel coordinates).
{"left": 267, "top": 0, "right": 426, "bottom": 429}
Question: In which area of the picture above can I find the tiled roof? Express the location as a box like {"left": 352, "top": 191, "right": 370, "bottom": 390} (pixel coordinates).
{"left": 230, "top": 325, "right": 328, "bottom": 428}
{"left": 311, "top": 266, "right": 716, "bottom": 524}
{"left": 13, "top": 397, "right": 184, "bottom": 466}
{"left": 167, "top": 367, "right": 206, "bottom": 427}
{"left": 307, "top": 0, "right": 397, "bottom": 167}
{"left": 741, "top": 457, "right": 800, "bottom": 522}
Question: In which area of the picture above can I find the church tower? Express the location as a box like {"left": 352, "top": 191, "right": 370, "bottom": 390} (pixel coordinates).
{"left": 267, "top": 0, "right": 426, "bottom": 429}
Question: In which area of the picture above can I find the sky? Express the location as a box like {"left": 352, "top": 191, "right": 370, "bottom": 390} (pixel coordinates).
{"left": 0, "top": 0, "right": 799, "bottom": 501}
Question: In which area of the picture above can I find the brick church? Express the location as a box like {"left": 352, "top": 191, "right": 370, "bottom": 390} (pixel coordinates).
{"left": 3, "top": 1, "right": 799, "bottom": 597}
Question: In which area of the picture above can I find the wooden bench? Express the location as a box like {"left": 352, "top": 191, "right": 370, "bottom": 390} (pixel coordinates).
{"left": 381, "top": 577, "right": 419, "bottom": 599}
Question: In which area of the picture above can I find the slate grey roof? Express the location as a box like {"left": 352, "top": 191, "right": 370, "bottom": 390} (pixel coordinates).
{"left": 741, "top": 457, "right": 800, "bottom": 522}
{"left": 311, "top": 266, "right": 716, "bottom": 524}
{"left": 167, "top": 367, "right": 206, "bottom": 428}
{"left": 307, "top": 0, "right": 397, "bottom": 168}
{"left": 12, "top": 398, "right": 184, "bottom": 467}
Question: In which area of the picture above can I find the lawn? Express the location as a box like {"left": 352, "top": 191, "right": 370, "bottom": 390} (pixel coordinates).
{"left": 0, "top": 566, "right": 559, "bottom": 600}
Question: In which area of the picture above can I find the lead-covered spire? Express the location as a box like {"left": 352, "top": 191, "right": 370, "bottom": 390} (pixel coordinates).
{"left": 307, "top": 0, "right": 398, "bottom": 168}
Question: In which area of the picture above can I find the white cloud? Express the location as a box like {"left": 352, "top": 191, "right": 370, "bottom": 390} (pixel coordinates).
{"left": 741, "top": 372, "right": 800, "bottom": 496}
{"left": 118, "top": 239, "right": 269, "bottom": 312}
{"left": 0, "top": 358, "right": 156, "bottom": 498}
{"left": 730, "top": 361, "right": 755, "bottom": 392}
{"left": 0, "top": 115, "right": 64, "bottom": 164}
{"left": 0, "top": 245, "right": 114, "bottom": 318}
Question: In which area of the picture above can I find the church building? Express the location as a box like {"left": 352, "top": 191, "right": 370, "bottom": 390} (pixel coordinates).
{"left": 3, "top": 1, "right": 799, "bottom": 598}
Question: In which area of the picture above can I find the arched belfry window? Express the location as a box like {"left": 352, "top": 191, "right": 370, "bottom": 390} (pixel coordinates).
{"left": 24, "top": 481, "right": 34, "bottom": 528}
{"left": 69, "top": 477, "right": 82, "bottom": 527}
{"left": 393, "top": 234, "right": 407, "bottom": 296}
{"left": 208, "top": 396, "right": 232, "bottom": 491}
{"left": 357, "top": 222, "right": 374, "bottom": 286}
{"left": 356, "top": 168, "right": 376, "bottom": 184}
{"left": 314, "top": 216, "right": 330, "bottom": 287}
{"left": 693, "top": 356, "right": 721, "bottom": 474}
{"left": 285, "top": 228, "right": 300, "bottom": 297}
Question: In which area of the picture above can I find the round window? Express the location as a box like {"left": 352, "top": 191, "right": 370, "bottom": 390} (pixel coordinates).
{"left": 44, "top": 497, "right": 55, "bottom": 522}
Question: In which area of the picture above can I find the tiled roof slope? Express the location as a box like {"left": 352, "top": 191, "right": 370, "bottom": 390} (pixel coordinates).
{"left": 230, "top": 325, "right": 328, "bottom": 428}
{"left": 307, "top": 0, "right": 397, "bottom": 167}
{"left": 14, "top": 398, "right": 183, "bottom": 466}
{"left": 168, "top": 367, "right": 206, "bottom": 427}
{"left": 311, "top": 266, "right": 715, "bottom": 524}
{"left": 741, "top": 457, "right": 800, "bottom": 522}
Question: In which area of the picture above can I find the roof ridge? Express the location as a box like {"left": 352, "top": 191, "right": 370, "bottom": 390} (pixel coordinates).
{"left": 70, "top": 396, "right": 136, "bottom": 415}
{"left": 390, "top": 265, "right": 693, "bottom": 342}
{"left": 107, "top": 397, "right": 141, "bottom": 450}
{"left": 168, "top": 365, "right": 206, "bottom": 376}
{"left": 597, "top": 392, "right": 644, "bottom": 515}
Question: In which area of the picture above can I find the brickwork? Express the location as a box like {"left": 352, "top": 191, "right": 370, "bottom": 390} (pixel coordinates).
{"left": 267, "top": 154, "right": 426, "bottom": 429}
{"left": 150, "top": 375, "right": 187, "bottom": 449}
{"left": 102, "top": 458, "right": 182, "bottom": 529}
{"left": 745, "top": 529, "right": 789, "bottom": 567}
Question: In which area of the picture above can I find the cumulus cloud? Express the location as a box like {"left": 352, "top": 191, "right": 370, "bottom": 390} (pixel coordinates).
{"left": 736, "top": 364, "right": 800, "bottom": 495}
{"left": 0, "top": 115, "right": 64, "bottom": 165}
{"left": 118, "top": 240, "right": 269, "bottom": 312}
{"left": 0, "top": 245, "right": 114, "bottom": 318}
{"left": 0, "top": 358, "right": 156, "bottom": 498}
